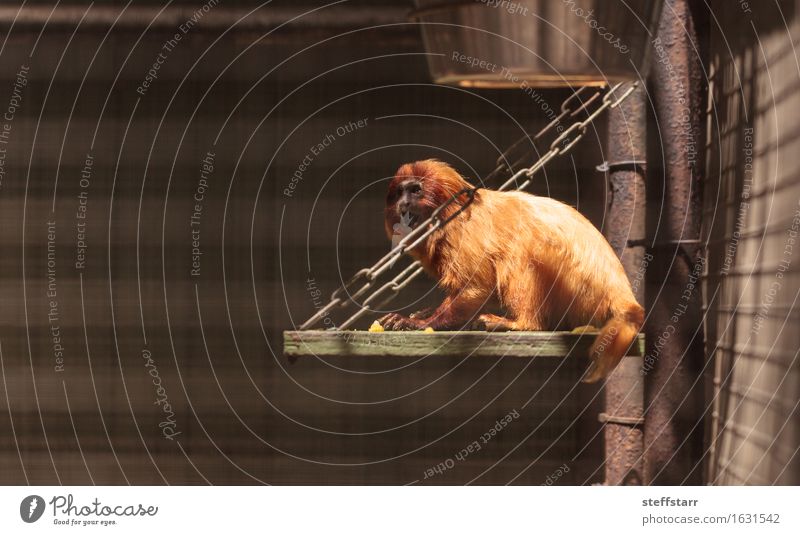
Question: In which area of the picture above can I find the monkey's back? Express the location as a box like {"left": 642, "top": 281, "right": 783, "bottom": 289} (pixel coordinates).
{"left": 433, "top": 189, "right": 640, "bottom": 328}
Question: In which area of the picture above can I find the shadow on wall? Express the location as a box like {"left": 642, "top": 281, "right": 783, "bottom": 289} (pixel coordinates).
{"left": 702, "top": 0, "right": 800, "bottom": 485}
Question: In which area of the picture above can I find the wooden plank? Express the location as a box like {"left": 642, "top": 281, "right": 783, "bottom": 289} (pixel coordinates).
{"left": 284, "top": 330, "right": 645, "bottom": 358}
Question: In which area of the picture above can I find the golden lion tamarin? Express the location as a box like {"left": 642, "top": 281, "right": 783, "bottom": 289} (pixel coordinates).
{"left": 378, "top": 159, "right": 643, "bottom": 383}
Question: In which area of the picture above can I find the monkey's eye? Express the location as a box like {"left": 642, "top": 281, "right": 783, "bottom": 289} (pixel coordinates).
{"left": 409, "top": 183, "right": 422, "bottom": 195}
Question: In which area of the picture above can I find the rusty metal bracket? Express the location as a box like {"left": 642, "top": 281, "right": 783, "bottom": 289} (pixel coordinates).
{"left": 627, "top": 238, "right": 702, "bottom": 249}
{"left": 651, "top": 239, "right": 702, "bottom": 246}
{"left": 596, "top": 160, "right": 647, "bottom": 173}
{"left": 649, "top": 239, "right": 704, "bottom": 267}
{"left": 599, "top": 412, "right": 645, "bottom": 426}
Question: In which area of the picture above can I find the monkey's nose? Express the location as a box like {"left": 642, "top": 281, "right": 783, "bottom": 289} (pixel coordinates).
{"left": 398, "top": 200, "right": 410, "bottom": 213}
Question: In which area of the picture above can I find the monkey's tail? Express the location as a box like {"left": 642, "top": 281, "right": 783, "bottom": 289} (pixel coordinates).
{"left": 582, "top": 304, "right": 643, "bottom": 384}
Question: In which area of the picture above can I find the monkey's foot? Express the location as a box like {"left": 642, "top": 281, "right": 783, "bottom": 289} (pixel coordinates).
{"left": 378, "top": 313, "right": 424, "bottom": 331}
{"left": 571, "top": 325, "right": 600, "bottom": 334}
{"left": 475, "top": 314, "right": 515, "bottom": 332}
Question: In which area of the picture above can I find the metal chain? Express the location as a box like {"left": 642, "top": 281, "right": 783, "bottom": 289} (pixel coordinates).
{"left": 299, "top": 81, "right": 639, "bottom": 331}
{"left": 483, "top": 84, "right": 603, "bottom": 186}
{"left": 298, "top": 187, "right": 478, "bottom": 330}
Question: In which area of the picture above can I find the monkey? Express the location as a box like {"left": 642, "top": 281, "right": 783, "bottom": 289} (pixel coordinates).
{"left": 378, "top": 159, "right": 644, "bottom": 383}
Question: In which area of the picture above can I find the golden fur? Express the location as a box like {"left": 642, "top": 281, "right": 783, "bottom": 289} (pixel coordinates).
{"left": 380, "top": 159, "right": 644, "bottom": 382}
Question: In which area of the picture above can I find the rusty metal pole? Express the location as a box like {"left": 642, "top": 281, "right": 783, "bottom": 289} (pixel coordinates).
{"left": 602, "top": 85, "right": 647, "bottom": 485}
{"left": 644, "top": 0, "right": 705, "bottom": 484}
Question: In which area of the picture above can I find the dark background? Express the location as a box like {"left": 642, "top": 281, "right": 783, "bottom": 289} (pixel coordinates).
{"left": 12, "top": 0, "right": 800, "bottom": 486}
{"left": 0, "top": 0, "right": 617, "bottom": 484}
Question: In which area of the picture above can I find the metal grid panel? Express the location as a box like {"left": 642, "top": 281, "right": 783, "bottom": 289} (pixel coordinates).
{"left": 702, "top": 2, "right": 800, "bottom": 485}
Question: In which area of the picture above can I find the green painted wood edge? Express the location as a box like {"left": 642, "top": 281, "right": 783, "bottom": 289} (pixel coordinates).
{"left": 283, "top": 330, "right": 645, "bottom": 358}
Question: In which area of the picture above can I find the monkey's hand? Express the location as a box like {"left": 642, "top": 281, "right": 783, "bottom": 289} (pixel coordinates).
{"left": 381, "top": 289, "right": 487, "bottom": 331}
{"left": 378, "top": 313, "right": 426, "bottom": 331}
{"left": 409, "top": 307, "right": 434, "bottom": 320}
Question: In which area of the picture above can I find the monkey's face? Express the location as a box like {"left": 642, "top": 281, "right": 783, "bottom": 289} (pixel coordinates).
{"left": 384, "top": 160, "right": 472, "bottom": 243}
{"left": 385, "top": 178, "right": 431, "bottom": 231}
{"left": 387, "top": 178, "right": 427, "bottom": 228}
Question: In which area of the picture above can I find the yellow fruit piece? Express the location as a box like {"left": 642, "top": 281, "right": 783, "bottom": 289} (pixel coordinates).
{"left": 368, "top": 321, "right": 384, "bottom": 333}
{"left": 423, "top": 327, "right": 434, "bottom": 333}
